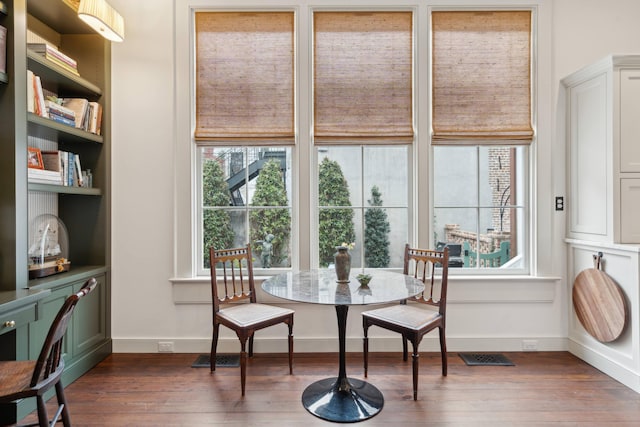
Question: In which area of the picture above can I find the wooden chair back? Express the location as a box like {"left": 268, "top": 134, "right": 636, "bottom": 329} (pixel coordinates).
{"left": 403, "top": 244, "right": 450, "bottom": 316}
{"left": 31, "top": 277, "right": 97, "bottom": 388}
{"left": 210, "top": 244, "right": 256, "bottom": 313}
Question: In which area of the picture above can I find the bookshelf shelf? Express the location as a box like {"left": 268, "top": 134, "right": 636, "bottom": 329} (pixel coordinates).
{"left": 28, "top": 50, "right": 102, "bottom": 97}
{"left": 28, "top": 113, "right": 103, "bottom": 144}
{"left": 28, "top": 182, "right": 102, "bottom": 195}
{"left": 27, "top": 265, "right": 108, "bottom": 291}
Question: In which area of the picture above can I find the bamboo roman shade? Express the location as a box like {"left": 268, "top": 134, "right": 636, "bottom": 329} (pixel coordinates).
{"left": 431, "top": 11, "right": 533, "bottom": 144}
{"left": 195, "top": 12, "right": 294, "bottom": 144}
{"left": 313, "top": 12, "right": 414, "bottom": 144}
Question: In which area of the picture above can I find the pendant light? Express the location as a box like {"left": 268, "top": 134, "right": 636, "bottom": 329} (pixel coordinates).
{"left": 77, "top": 0, "right": 125, "bottom": 42}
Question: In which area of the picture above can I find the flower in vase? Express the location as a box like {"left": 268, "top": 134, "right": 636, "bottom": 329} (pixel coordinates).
{"left": 356, "top": 273, "right": 372, "bottom": 286}
{"left": 339, "top": 242, "right": 355, "bottom": 251}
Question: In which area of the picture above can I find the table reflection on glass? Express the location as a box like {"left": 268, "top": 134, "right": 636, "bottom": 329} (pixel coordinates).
{"left": 261, "top": 269, "right": 425, "bottom": 423}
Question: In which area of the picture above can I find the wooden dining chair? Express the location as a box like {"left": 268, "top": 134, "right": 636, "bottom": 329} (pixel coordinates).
{"left": 210, "top": 244, "right": 294, "bottom": 396}
{"left": 362, "top": 244, "right": 450, "bottom": 400}
{"left": 0, "top": 277, "right": 97, "bottom": 427}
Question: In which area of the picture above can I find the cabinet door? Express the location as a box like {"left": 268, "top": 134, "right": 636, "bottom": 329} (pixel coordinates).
{"left": 620, "top": 70, "right": 640, "bottom": 173}
{"left": 29, "top": 285, "right": 72, "bottom": 360}
{"left": 620, "top": 178, "right": 640, "bottom": 243}
{"left": 72, "top": 274, "right": 106, "bottom": 355}
{"left": 569, "top": 73, "right": 609, "bottom": 237}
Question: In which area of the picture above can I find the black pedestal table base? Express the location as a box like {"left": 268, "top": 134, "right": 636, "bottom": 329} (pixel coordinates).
{"left": 301, "top": 305, "right": 383, "bottom": 423}
{"left": 302, "top": 376, "right": 383, "bottom": 422}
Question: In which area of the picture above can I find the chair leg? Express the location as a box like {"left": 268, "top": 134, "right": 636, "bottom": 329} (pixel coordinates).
{"left": 36, "top": 395, "right": 49, "bottom": 427}
{"left": 402, "top": 336, "right": 408, "bottom": 362}
{"left": 210, "top": 323, "right": 220, "bottom": 372}
{"left": 439, "top": 326, "right": 448, "bottom": 376}
{"left": 55, "top": 381, "right": 72, "bottom": 427}
{"left": 411, "top": 341, "right": 420, "bottom": 401}
{"left": 288, "top": 321, "right": 294, "bottom": 375}
{"left": 240, "top": 339, "right": 248, "bottom": 396}
{"left": 248, "top": 335, "right": 254, "bottom": 357}
{"left": 363, "top": 321, "right": 369, "bottom": 378}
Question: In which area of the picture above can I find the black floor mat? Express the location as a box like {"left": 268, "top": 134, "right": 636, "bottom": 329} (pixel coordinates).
{"left": 459, "top": 353, "right": 515, "bottom": 366}
{"left": 191, "top": 354, "right": 240, "bottom": 368}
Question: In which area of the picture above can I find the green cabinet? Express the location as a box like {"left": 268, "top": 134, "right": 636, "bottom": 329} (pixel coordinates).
{"left": 0, "top": 0, "right": 111, "bottom": 423}
{"left": 29, "top": 272, "right": 110, "bottom": 384}
{"left": 0, "top": 288, "right": 49, "bottom": 425}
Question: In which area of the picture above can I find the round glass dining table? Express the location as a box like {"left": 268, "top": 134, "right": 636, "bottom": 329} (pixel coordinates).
{"left": 261, "top": 269, "right": 425, "bottom": 423}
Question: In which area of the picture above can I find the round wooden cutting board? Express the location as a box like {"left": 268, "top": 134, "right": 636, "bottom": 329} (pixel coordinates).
{"left": 572, "top": 267, "right": 627, "bottom": 343}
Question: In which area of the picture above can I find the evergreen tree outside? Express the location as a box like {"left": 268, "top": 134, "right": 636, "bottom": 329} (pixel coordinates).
{"left": 249, "top": 159, "right": 291, "bottom": 267}
{"left": 364, "top": 185, "right": 390, "bottom": 268}
{"left": 202, "top": 159, "right": 235, "bottom": 269}
{"left": 318, "top": 157, "right": 355, "bottom": 267}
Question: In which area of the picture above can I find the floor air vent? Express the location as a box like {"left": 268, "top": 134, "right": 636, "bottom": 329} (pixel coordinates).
{"left": 191, "top": 354, "right": 240, "bottom": 368}
{"left": 459, "top": 353, "right": 515, "bottom": 366}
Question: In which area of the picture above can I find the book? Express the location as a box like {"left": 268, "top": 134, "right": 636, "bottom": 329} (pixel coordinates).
{"left": 28, "top": 168, "right": 63, "bottom": 185}
{"left": 88, "top": 101, "right": 103, "bottom": 135}
{"left": 0, "top": 25, "right": 6, "bottom": 74}
{"left": 27, "top": 43, "right": 78, "bottom": 69}
{"left": 46, "top": 100, "right": 75, "bottom": 120}
{"left": 74, "top": 154, "right": 84, "bottom": 187}
{"left": 29, "top": 44, "right": 77, "bottom": 68}
{"left": 49, "top": 113, "right": 75, "bottom": 127}
{"left": 62, "top": 98, "right": 89, "bottom": 130}
{"left": 67, "top": 152, "right": 75, "bottom": 186}
{"left": 34, "top": 75, "right": 47, "bottom": 118}
{"left": 27, "top": 70, "right": 35, "bottom": 113}
{"left": 44, "top": 55, "right": 80, "bottom": 76}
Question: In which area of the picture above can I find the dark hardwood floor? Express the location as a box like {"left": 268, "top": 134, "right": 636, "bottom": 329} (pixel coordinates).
{"left": 15, "top": 351, "right": 640, "bottom": 426}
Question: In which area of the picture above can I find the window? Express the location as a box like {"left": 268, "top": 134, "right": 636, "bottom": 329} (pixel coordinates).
{"left": 194, "top": 11, "right": 294, "bottom": 272}
{"left": 198, "top": 147, "right": 292, "bottom": 271}
{"left": 433, "top": 146, "right": 526, "bottom": 270}
{"left": 317, "top": 146, "right": 410, "bottom": 269}
{"left": 431, "top": 10, "right": 533, "bottom": 271}
{"left": 186, "top": 4, "right": 539, "bottom": 277}
{"left": 313, "top": 11, "right": 413, "bottom": 269}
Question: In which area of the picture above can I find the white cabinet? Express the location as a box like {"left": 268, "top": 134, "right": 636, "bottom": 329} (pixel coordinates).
{"left": 563, "top": 55, "right": 640, "bottom": 243}
{"left": 620, "top": 70, "right": 640, "bottom": 173}
{"left": 564, "top": 55, "right": 640, "bottom": 394}
{"left": 620, "top": 179, "right": 640, "bottom": 242}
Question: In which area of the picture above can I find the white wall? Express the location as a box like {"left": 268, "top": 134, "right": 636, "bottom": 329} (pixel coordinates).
{"left": 108, "top": 0, "right": 639, "bottom": 357}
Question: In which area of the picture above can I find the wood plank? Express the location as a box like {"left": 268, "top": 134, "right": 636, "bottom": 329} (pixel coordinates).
{"left": 16, "top": 352, "right": 640, "bottom": 426}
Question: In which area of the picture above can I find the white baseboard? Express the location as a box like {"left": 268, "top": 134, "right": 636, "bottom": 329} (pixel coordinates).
{"left": 113, "top": 336, "right": 568, "bottom": 354}
{"left": 568, "top": 339, "right": 640, "bottom": 393}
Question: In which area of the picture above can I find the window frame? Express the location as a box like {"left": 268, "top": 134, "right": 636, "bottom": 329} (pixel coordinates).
{"left": 173, "top": 0, "right": 550, "bottom": 282}
{"left": 427, "top": 5, "right": 536, "bottom": 275}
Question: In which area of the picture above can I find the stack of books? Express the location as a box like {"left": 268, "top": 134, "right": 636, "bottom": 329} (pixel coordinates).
{"left": 28, "top": 168, "right": 63, "bottom": 185}
{"left": 45, "top": 100, "right": 76, "bottom": 127}
{"left": 27, "top": 43, "right": 79, "bottom": 75}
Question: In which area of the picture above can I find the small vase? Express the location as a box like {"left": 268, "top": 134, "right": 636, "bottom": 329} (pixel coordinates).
{"left": 334, "top": 246, "right": 351, "bottom": 283}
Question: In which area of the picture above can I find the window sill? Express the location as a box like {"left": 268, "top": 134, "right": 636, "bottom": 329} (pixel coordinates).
{"left": 169, "top": 275, "right": 560, "bottom": 305}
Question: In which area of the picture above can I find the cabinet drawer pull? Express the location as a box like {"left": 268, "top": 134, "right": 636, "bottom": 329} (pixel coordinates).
{"left": 3, "top": 320, "right": 16, "bottom": 328}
